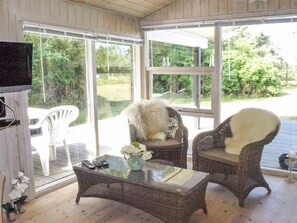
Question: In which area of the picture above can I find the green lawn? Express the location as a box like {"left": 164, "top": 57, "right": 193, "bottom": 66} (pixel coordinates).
{"left": 97, "top": 75, "right": 297, "bottom": 119}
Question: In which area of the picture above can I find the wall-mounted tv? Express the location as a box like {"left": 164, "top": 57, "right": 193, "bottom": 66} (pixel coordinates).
{"left": 0, "top": 41, "right": 33, "bottom": 93}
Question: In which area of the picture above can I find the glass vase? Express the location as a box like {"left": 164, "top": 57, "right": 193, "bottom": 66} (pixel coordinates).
{"left": 127, "top": 155, "right": 145, "bottom": 171}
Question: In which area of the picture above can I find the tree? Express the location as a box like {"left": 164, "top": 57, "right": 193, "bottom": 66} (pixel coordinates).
{"left": 25, "top": 34, "right": 86, "bottom": 108}
{"left": 150, "top": 41, "right": 194, "bottom": 94}
{"left": 221, "top": 27, "right": 283, "bottom": 97}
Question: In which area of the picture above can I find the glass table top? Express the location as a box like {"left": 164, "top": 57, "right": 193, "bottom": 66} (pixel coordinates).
{"left": 76, "top": 154, "right": 209, "bottom": 194}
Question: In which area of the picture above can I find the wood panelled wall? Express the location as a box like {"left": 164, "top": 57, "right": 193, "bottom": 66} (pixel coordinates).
{"left": 0, "top": 0, "right": 141, "bottom": 203}
{"left": 142, "top": 0, "right": 297, "bottom": 25}
{"left": 18, "top": 0, "right": 141, "bottom": 37}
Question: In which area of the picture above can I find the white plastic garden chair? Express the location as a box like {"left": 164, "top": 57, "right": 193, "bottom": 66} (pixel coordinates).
{"left": 30, "top": 105, "right": 79, "bottom": 176}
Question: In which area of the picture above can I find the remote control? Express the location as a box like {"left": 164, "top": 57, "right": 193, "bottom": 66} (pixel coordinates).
{"left": 101, "top": 160, "right": 109, "bottom": 167}
{"left": 93, "top": 160, "right": 103, "bottom": 168}
{"left": 82, "top": 160, "right": 96, "bottom": 169}
{"left": 92, "top": 160, "right": 109, "bottom": 168}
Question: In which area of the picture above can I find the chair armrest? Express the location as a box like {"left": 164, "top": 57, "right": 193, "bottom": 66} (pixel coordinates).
{"left": 192, "top": 130, "right": 216, "bottom": 153}
{"left": 192, "top": 116, "right": 233, "bottom": 157}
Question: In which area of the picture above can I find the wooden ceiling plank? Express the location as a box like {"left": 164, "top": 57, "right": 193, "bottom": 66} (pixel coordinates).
{"left": 106, "top": 0, "right": 152, "bottom": 14}
{"left": 145, "top": 0, "right": 176, "bottom": 6}
{"left": 125, "top": 0, "right": 166, "bottom": 10}
{"left": 104, "top": 4, "right": 145, "bottom": 18}
{"left": 70, "top": 0, "right": 110, "bottom": 9}
{"left": 68, "top": 0, "right": 176, "bottom": 19}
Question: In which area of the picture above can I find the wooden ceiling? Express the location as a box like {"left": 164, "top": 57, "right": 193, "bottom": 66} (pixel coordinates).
{"left": 69, "top": 0, "right": 176, "bottom": 19}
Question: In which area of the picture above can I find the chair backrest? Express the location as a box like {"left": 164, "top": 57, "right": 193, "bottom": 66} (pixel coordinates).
{"left": 38, "top": 105, "right": 79, "bottom": 145}
{"left": 128, "top": 105, "right": 186, "bottom": 141}
{"left": 125, "top": 99, "right": 169, "bottom": 141}
{"left": 0, "top": 171, "right": 4, "bottom": 223}
{"left": 225, "top": 108, "right": 280, "bottom": 155}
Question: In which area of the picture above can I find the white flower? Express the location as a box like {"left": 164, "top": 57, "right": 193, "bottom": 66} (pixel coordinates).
{"left": 120, "top": 145, "right": 134, "bottom": 154}
{"left": 22, "top": 176, "right": 30, "bottom": 184}
{"left": 9, "top": 189, "right": 22, "bottom": 200}
{"left": 15, "top": 182, "right": 28, "bottom": 193}
{"left": 8, "top": 171, "right": 30, "bottom": 202}
{"left": 121, "top": 141, "right": 152, "bottom": 161}
{"left": 11, "top": 179, "right": 18, "bottom": 185}
{"left": 18, "top": 172, "right": 24, "bottom": 178}
{"left": 139, "top": 143, "right": 146, "bottom": 152}
{"left": 142, "top": 152, "right": 153, "bottom": 160}
{"left": 131, "top": 146, "right": 141, "bottom": 155}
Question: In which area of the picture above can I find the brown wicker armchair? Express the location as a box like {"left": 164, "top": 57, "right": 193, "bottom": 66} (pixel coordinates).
{"left": 128, "top": 106, "right": 188, "bottom": 168}
{"left": 192, "top": 108, "right": 281, "bottom": 207}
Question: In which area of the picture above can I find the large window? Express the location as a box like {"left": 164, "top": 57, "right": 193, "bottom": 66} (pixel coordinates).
{"left": 147, "top": 27, "right": 217, "bottom": 132}
{"left": 95, "top": 41, "right": 135, "bottom": 156}
{"left": 95, "top": 42, "right": 134, "bottom": 119}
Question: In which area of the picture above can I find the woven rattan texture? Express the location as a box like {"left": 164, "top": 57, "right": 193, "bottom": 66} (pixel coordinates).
{"left": 128, "top": 106, "right": 188, "bottom": 168}
{"left": 192, "top": 115, "right": 280, "bottom": 207}
{"left": 73, "top": 162, "right": 209, "bottom": 223}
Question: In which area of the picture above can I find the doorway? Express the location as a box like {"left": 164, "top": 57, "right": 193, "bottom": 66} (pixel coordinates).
{"left": 25, "top": 33, "right": 96, "bottom": 191}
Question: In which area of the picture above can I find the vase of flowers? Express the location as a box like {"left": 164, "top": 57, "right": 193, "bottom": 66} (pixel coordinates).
{"left": 121, "top": 142, "right": 153, "bottom": 171}
{"left": 9, "top": 171, "right": 30, "bottom": 214}
{"left": 1, "top": 171, "right": 30, "bottom": 220}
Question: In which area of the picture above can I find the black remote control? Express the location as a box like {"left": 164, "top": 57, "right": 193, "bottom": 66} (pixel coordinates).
{"left": 92, "top": 160, "right": 109, "bottom": 168}
{"left": 101, "top": 160, "right": 109, "bottom": 167}
{"left": 82, "top": 160, "right": 96, "bottom": 169}
{"left": 93, "top": 160, "right": 103, "bottom": 168}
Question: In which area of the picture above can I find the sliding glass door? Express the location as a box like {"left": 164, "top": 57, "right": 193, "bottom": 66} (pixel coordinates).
{"left": 25, "top": 33, "right": 96, "bottom": 191}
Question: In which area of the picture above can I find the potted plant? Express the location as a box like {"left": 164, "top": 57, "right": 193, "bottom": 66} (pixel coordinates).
{"left": 120, "top": 142, "right": 153, "bottom": 171}
{"left": 9, "top": 171, "right": 30, "bottom": 214}
{"left": 1, "top": 171, "right": 30, "bottom": 220}
{"left": 1, "top": 202, "right": 16, "bottom": 222}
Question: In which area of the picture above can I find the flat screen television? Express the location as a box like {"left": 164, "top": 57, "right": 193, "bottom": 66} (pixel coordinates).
{"left": 0, "top": 41, "right": 33, "bottom": 93}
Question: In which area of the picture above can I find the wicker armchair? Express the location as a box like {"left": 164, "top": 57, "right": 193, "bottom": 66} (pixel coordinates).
{"left": 129, "top": 106, "right": 188, "bottom": 168}
{"left": 192, "top": 109, "right": 281, "bottom": 207}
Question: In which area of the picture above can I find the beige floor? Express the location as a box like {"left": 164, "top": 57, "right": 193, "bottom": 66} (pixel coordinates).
{"left": 11, "top": 174, "right": 297, "bottom": 223}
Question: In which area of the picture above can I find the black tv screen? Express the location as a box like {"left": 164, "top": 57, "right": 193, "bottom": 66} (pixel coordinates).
{"left": 0, "top": 41, "right": 33, "bottom": 93}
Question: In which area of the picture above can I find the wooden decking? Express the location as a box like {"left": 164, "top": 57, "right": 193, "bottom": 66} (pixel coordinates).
{"left": 262, "top": 119, "right": 297, "bottom": 170}
{"left": 33, "top": 143, "right": 90, "bottom": 188}
{"left": 32, "top": 118, "right": 297, "bottom": 190}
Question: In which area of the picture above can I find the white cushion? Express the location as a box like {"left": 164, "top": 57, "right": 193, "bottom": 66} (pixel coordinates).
{"left": 225, "top": 108, "right": 280, "bottom": 155}
{"left": 123, "top": 99, "right": 169, "bottom": 141}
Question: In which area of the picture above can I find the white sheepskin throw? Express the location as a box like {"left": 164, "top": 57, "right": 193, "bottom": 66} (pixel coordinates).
{"left": 123, "top": 99, "right": 169, "bottom": 141}
{"left": 225, "top": 108, "right": 280, "bottom": 155}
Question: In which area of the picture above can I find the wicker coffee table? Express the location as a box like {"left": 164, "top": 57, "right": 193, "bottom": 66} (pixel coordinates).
{"left": 73, "top": 154, "right": 209, "bottom": 223}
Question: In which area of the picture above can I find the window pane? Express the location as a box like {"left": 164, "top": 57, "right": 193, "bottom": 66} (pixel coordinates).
{"left": 25, "top": 33, "right": 96, "bottom": 190}
{"left": 148, "top": 27, "right": 215, "bottom": 67}
{"left": 152, "top": 74, "right": 212, "bottom": 110}
{"left": 95, "top": 42, "right": 134, "bottom": 155}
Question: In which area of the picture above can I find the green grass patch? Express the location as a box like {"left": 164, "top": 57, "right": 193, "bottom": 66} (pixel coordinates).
{"left": 97, "top": 74, "right": 130, "bottom": 85}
